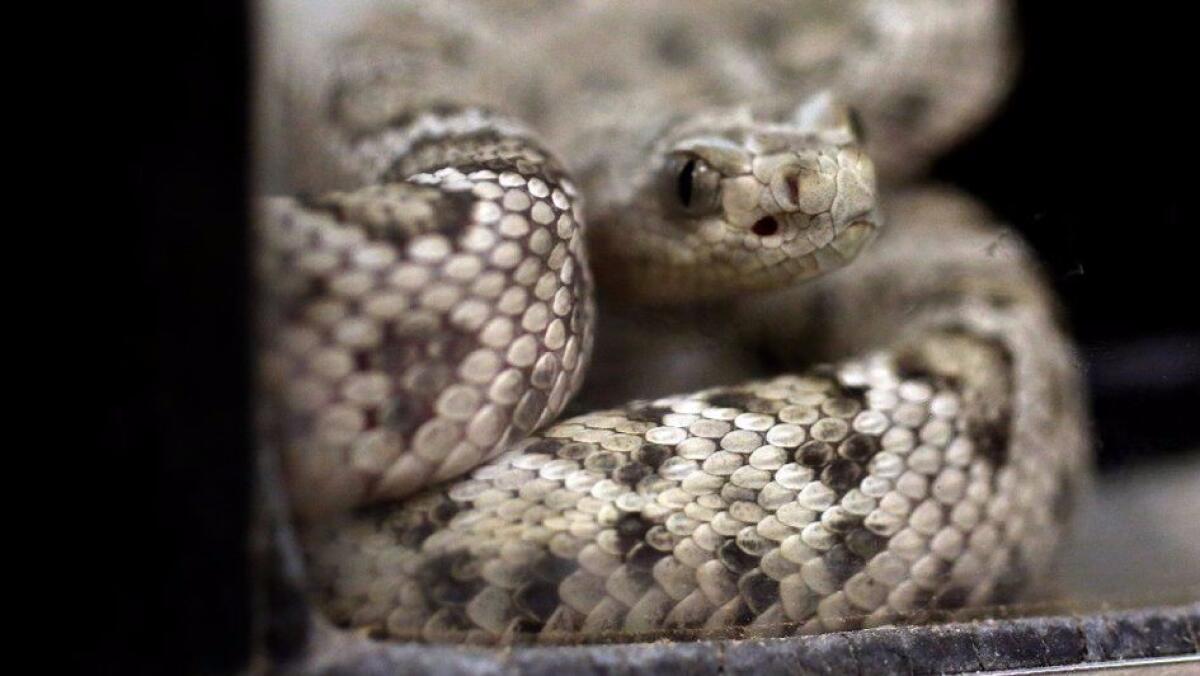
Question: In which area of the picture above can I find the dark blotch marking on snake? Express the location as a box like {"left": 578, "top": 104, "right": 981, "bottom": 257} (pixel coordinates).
{"left": 583, "top": 450, "right": 622, "bottom": 474}
{"left": 613, "top": 461, "right": 652, "bottom": 486}
{"left": 616, "top": 513, "right": 651, "bottom": 552}
{"left": 388, "top": 508, "right": 437, "bottom": 549}
{"left": 823, "top": 544, "right": 865, "bottom": 585}
{"left": 846, "top": 529, "right": 888, "bottom": 559}
{"left": 625, "top": 542, "right": 666, "bottom": 571}
{"left": 797, "top": 440, "right": 835, "bottom": 468}
{"left": 990, "top": 549, "right": 1031, "bottom": 604}
{"left": 557, "top": 442, "right": 593, "bottom": 461}
{"left": 706, "top": 391, "right": 756, "bottom": 409}
{"left": 717, "top": 539, "right": 759, "bottom": 574}
{"left": 418, "top": 551, "right": 482, "bottom": 607}
{"left": 931, "top": 585, "right": 971, "bottom": 610}
{"left": 888, "top": 90, "right": 933, "bottom": 129}
{"left": 750, "top": 13, "right": 787, "bottom": 51}
{"left": 337, "top": 101, "right": 472, "bottom": 142}
{"left": 838, "top": 433, "right": 879, "bottom": 463}
{"left": 626, "top": 403, "right": 673, "bottom": 423}
{"left": 426, "top": 607, "right": 474, "bottom": 635}
{"left": 896, "top": 334, "right": 1016, "bottom": 469}
{"left": 514, "top": 552, "right": 578, "bottom": 628}
{"left": 969, "top": 409, "right": 1014, "bottom": 470}
{"left": 633, "top": 443, "right": 672, "bottom": 468}
{"left": 822, "top": 458, "right": 865, "bottom": 492}
{"left": 721, "top": 483, "right": 758, "bottom": 504}
{"left": 381, "top": 395, "right": 424, "bottom": 442}
{"left": 531, "top": 553, "right": 575, "bottom": 582}
{"left": 738, "top": 570, "right": 780, "bottom": 615}
{"left": 645, "top": 525, "right": 676, "bottom": 552}
{"left": 514, "top": 581, "right": 560, "bottom": 623}
{"left": 526, "top": 439, "right": 563, "bottom": 456}
{"left": 429, "top": 496, "right": 461, "bottom": 527}
{"left": 821, "top": 507, "right": 864, "bottom": 533}
{"left": 654, "top": 22, "right": 697, "bottom": 67}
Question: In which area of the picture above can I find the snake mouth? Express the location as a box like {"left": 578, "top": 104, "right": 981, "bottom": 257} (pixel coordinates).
{"left": 827, "top": 217, "right": 880, "bottom": 262}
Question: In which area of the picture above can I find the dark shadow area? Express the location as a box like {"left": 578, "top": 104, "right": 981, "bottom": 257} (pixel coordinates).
{"left": 84, "top": 3, "right": 251, "bottom": 674}
{"left": 935, "top": 2, "right": 1198, "bottom": 470}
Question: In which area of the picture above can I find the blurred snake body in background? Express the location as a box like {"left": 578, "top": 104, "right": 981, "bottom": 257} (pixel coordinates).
{"left": 259, "top": 0, "right": 1089, "bottom": 644}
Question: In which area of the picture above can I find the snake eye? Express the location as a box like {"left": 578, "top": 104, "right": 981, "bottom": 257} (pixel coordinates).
{"left": 665, "top": 152, "right": 721, "bottom": 216}
{"left": 677, "top": 158, "right": 697, "bottom": 206}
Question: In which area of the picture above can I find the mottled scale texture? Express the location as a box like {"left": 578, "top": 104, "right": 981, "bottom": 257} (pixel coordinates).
{"left": 259, "top": 142, "right": 595, "bottom": 514}
{"left": 306, "top": 347, "right": 1076, "bottom": 643}
{"left": 258, "top": 0, "right": 1090, "bottom": 649}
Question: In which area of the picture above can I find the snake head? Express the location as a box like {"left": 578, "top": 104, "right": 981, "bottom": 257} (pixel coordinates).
{"left": 593, "top": 92, "right": 881, "bottom": 303}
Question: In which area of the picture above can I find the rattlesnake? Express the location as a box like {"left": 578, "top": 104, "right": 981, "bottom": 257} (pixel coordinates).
{"left": 258, "top": 0, "right": 1089, "bottom": 647}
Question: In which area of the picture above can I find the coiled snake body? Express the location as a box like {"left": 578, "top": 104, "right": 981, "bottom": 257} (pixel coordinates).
{"left": 260, "top": 0, "right": 1089, "bottom": 645}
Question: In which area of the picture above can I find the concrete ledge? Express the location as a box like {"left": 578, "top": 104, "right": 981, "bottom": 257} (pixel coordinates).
{"left": 280, "top": 604, "right": 1198, "bottom": 675}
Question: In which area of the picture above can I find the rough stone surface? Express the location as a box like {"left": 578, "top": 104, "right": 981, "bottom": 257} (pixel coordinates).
{"left": 277, "top": 604, "right": 1200, "bottom": 674}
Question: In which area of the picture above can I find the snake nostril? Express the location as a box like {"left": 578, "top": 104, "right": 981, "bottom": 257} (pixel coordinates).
{"left": 786, "top": 175, "right": 800, "bottom": 205}
{"left": 752, "top": 216, "right": 780, "bottom": 237}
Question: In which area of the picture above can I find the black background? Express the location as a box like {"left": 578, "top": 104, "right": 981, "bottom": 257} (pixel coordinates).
{"left": 85, "top": 2, "right": 1195, "bottom": 673}
{"left": 937, "top": 4, "right": 1198, "bottom": 471}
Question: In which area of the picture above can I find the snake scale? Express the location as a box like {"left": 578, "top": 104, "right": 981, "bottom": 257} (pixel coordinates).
{"left": 259, "top": 0, "right": 1090, "bottom": 646}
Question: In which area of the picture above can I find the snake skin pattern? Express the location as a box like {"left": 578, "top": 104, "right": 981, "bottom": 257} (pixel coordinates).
{"left": 259, "top": 0, "right": 1089, "bottom": 645}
